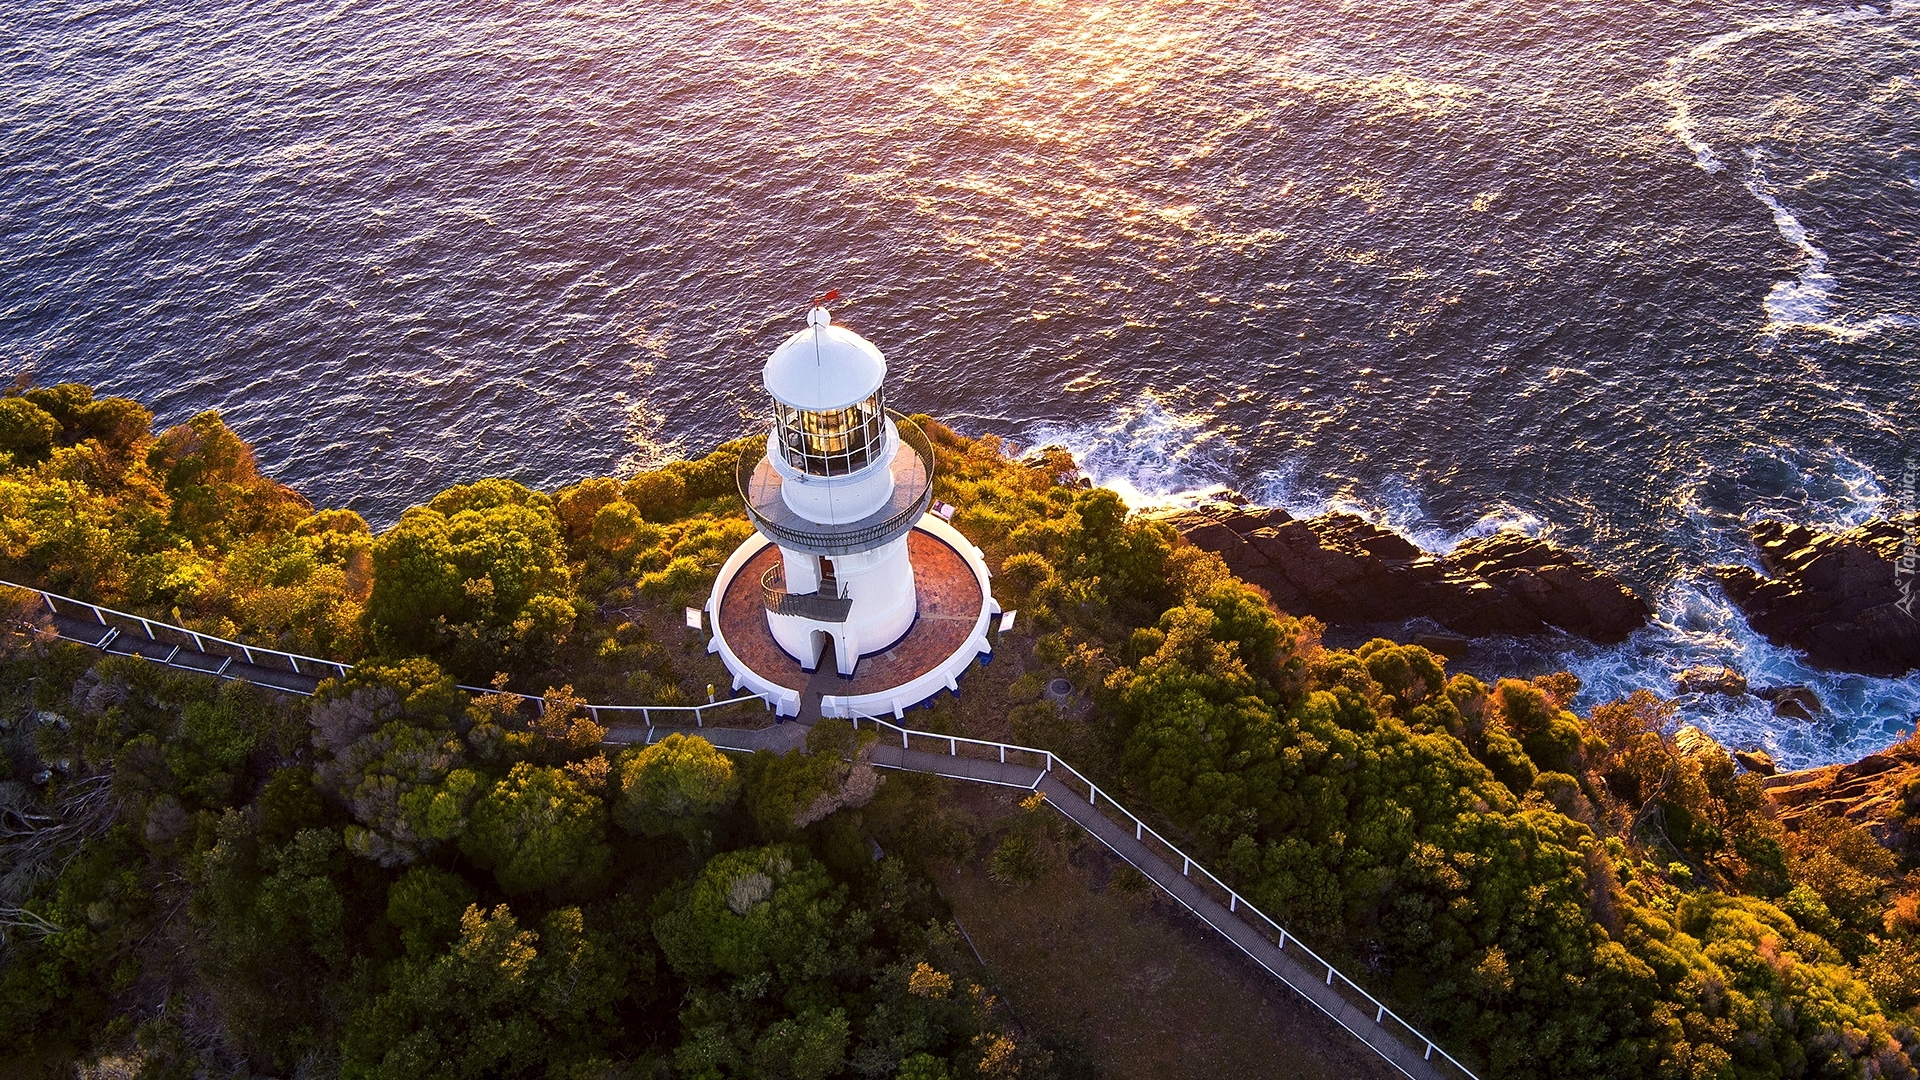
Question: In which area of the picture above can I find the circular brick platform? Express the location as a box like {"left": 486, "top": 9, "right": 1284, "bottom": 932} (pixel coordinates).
{"left": 707, "top": 518, "right": 997, "bottom": 717}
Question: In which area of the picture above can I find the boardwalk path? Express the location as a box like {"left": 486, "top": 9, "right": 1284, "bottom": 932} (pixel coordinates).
{"left": 626, "top": 722, "right": 1464, "bottom": 1080}
{"left": 10, "top": 581, "right": 1474, "bottom": 1080}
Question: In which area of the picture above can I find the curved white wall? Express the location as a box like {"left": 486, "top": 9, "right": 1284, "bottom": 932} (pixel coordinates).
{"left": 707, "top": 516, "right": 998, "bottom": 719}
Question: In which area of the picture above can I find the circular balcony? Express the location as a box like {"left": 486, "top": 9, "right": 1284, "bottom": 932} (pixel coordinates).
{"left": 736, "top": 411, "right": 935, "bottom": 556}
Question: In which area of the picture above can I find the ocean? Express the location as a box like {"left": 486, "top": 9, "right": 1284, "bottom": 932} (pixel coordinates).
{"left": 3, "top": 0, "right": 1916, "bottom": 767}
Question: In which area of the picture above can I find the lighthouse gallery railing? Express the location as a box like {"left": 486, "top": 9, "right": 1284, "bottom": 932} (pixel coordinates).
{"left": 735, "top": 410, "right": 936, "bottom": 556}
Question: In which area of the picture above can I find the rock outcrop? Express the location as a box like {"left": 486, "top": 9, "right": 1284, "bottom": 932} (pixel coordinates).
{"left": 1675, "top": 666, "right": 1747, "bottom": 696}
{"left": 1754, "top": 685, "right": 1823, "bottom": 722}
{"left": 1760, "top": 734, "right": 1920, "bottom": 853}
{"left": 1155, "top": 503, "right": 1651, "bottom": 643}
{"left": 1712, "top": 514, "right": 1920, "bottom": 678}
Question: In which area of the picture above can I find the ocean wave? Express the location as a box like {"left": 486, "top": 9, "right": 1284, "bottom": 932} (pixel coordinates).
{"left": 1672, "top": 444, "right": 1890, "bottom": 565}
{"left": 1558, "top": 576, "right": 1920, "bottom": 771}
{"left": 1048, "top": 397, "right": 1914, "bottom": 768}
{"left": 1254, "top": 465, "right": 1547, "bottom": 553}
{"left": 1653, "top": 3, "right": 1920, "bottom": 341}
{"left": 1021, "top": 392, "right": 1243, "bottom": 510}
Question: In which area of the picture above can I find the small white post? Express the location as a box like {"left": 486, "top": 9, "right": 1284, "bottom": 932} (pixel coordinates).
{"left": 1277, "top": 929, "right": 1286, "bottom": 950}
{"left": 94, "top": 606, "right": 106, "bottom": 626}
{"left": 1182, "top": 856, "right": 1190, "bottom": 876}
{"left": 1424, "top": 1042, "right": 1434, "bottom": 1061}
{"left": 1135, "top": 821, "right": 1142, "bottom": 840}
{"left": 901, "top": 730, "right": 909, "bottom": 749}
{"left": 1230, "top": 894, "right": 1237, "bottom": 912}
{"left": 241, "top": 645, "right": 255, "bottom": 665}
{"left": 949, "top": 736, "right": 956, "bottom": 756}
{"left": 999, "top": 745, "right": 1005, "bottom": 763}
{"left": 1325, "top": 965, "right": 1334, "bottom": 986}
{"left": 1376, "top": 1004, "right": 1385, "bottom": 1023}
{"left": 140, "top": 619, "right": 154, "bottom": 640}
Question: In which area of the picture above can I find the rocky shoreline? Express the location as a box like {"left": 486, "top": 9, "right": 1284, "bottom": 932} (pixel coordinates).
{"left": 1152, "top": 501, "right": 1651, "bottom": 646}
{"left": 1712, "top": 513, "right": 1920, "bottom": 679}
{"left": 1157, "top": 501, "right": 1920, "bottom": 858}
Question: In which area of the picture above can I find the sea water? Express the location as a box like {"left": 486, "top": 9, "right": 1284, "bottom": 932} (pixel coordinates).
{"left": 2, "top": 0, "right": 1915, "bottom": 766}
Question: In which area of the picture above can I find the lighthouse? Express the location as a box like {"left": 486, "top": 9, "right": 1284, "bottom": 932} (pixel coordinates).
{"left": 707, "top": 303, "right": 999, "bottom": 719}
{"left": 746, "top": 304, "right": 923, "bottom": 673}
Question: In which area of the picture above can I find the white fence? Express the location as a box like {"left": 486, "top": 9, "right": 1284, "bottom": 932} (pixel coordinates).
{"left": 0, "top": 579, "right": 769, "bottom": 728}
{"left": 844, "top": 710, "right": 1480, "bottom": 1080}
{"left": 6, "top": 578, "right": 351, "bottom": 684}
{"left": 2, "top": 577, "right": 1475, "bottom": 1079}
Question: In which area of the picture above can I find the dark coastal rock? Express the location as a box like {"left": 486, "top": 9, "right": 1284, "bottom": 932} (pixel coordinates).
{"left": 1711, "top": 514, "right": 1920, "bottom": 678}
{"left": 1675, "top": 666, "right": 1748, "bottom": 697}
{"left": 1154, "top": 503, "right": 1652, "bottom": 644}
{"left": 1412, "top": 631, "right": 1471, "bottom": 659}
{"left": 1755, "top": 685, "right": 1823, "bottom": 722}
{"left": 1733, "top": 749, "right": 1777, "bottom": 776}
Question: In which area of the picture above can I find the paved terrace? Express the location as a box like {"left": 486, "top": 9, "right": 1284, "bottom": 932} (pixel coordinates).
{"left": 715, "top": 529, "right": 983, "bottom": 695}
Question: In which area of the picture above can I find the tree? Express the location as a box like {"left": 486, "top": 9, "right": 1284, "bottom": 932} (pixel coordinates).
{"left": 653, "top": 844, "right": 868, "bottom": 985}
{"left": 340, "top": 903, "right": 629, "bottom": 1080}
{"left": 311, "top": 660, "right": 475, "bottom": 866}
{"left": 614, "top": 734, "right": 740, "bottom": 843}
{"left": 146, "top": 409, "right": 309, "bottom": 546}
{"left": 386, "top": 866, "right": 478, "bottom": 958}
{"left": 365, "top": 478, "right": 576, "bottom": 679}
{"left": 0, "top": 397, "right": 58, "bottom": 463}
{"left": 463, "top": 763, "right": 611, "bottom": 896}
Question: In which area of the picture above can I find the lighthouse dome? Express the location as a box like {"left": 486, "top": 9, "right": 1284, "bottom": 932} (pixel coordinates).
{"left": 763, "top": 306, "right": 886, "bottom": 411}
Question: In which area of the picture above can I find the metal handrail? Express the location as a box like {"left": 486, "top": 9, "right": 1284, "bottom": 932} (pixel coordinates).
{"left": 0, "top": 579, "right": 770, "bottom": 726}
{"left": 2, "top": 578, "right": 352, "bottom": 682}
{"left": 2, "top": 575, "right": 1473, "bottom": 1077}
{"left": 735, "top": 410, "right": 936, "bottom": 555}
{"left": 841, "top": 710, "right": 1479, "bottom": 1080}
{"left": 758, "top": 565, "right": 854, "bottom": 622}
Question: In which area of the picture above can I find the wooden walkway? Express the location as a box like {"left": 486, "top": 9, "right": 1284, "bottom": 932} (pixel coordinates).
{"left": 633, "top": 721, "right": 1466, "bottom": 1080}
{"left": 40, "top": 609, "right": 326, "bottom": 696}
{"left": 5, "top": 579, "right": 1475, "bottom": 1080}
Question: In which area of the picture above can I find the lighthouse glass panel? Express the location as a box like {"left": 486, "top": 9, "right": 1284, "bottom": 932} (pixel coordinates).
{"left": 774, "top": 391, "right": 886, "bottom": 476}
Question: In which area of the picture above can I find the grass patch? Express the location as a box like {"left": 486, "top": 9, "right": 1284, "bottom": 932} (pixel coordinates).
{"left": 934, "top": 783, "right": 1400, "bottom": 1080}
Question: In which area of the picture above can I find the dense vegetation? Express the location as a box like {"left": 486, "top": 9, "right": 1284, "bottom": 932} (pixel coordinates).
{"left": 3, "top": 382, "right": 1919, "bottom": 1079}
{"left": 0, "top": 387, "right": 1049, "bottom": 1079}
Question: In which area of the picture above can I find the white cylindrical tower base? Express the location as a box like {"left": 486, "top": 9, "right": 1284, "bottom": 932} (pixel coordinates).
{"left": 769, "top": 533, "right": 917, "bottom": 674}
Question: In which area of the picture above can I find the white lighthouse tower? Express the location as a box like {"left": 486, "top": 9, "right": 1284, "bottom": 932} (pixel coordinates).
{"left": 746, "top": 304, "right": 922, "bottom": 673}
{"left": 706, "top": 302, "right": 999, "bottom": 719}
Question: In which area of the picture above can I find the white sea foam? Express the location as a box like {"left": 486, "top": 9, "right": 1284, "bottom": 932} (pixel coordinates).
{"left": 1746, "top": 153, "right": 1839, "bottom": 329}
{"left": 1673, "top": 445, "right": 1891, "bottom": 566}
{"left": 1654, "top": 4, "right": 1920, "bottom": 341}
{"left": 1023, "top": 392, "right": 1241, "bottom": 510}
{"left": 1558, "top": 577, "right": 1920, "bottom": 771}
{"left": 1254, "top": 465, "right": 1545, "bottom": 553}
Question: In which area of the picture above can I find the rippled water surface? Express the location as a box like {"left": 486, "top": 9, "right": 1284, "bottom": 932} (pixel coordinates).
{"left": 4, "top": 0, "right": 1917, "bottom": 765}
